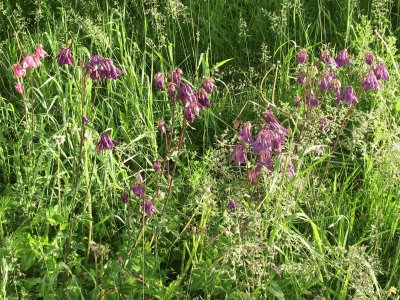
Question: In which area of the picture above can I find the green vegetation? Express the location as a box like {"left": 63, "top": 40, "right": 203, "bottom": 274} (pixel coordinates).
{"left": 1, "top": 0, "right": 400, "bottom": 299}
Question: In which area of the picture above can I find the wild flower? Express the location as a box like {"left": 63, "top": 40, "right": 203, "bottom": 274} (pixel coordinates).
{"left": 197, "top": 88, "right": 211, "bottom": 108}
{"left": 22, "top": 54, "right": 40, "bottom": 69}
{"left": 231, "top": 143, "right": 247, "bottom": 164}
{"left": 329, "top": 79, "right": 341, "bottom": 96}
{"left": 294, "top": 96, "right": 301, "bottom": 107}
{"left": 183, "top": 99, "right": 200, "bottom": 123}
{"left": 86, "top": 55, "right": 122, "bottom": 81}
{"left": 306, "top": 91, "right": 318, "bottom": 106}
{"left": 252, "top": 129, "right": 272, "bottom": 154}
{"left": 35, "top": 44, "right": 48, "bottom": 59}
{"left": 177, "top": 83, "right": 196, "bottom": 104}
{"left": 121, "top": 192, "right": 129, "bottom": 203}
{"left": 14, "top": 83, "right": 23, "bottom": 94}
{"left": 154, "top": 160, "right": 162, "bottom": 172}
{"left": 144, "top": 198, "right": 156, "bottom": 217}
{"left": 361, "top": 72, "right": 381, "bottom": 91}
{"left": 237, "top": 121, "right": 253, "bottom": 143}
{"left": 297, "top": 73, "right": 306, "bottom": 86}
{"left": 296, "top": 48, "right": 307, "bottom": 64}
{"left": 56, "top": 48, "right": 74, "bottom": 66}
{"left": 320, "top": 50, "right": 331, "bottom": 64}
{"left": 156, "top": 119, "right": 166, "bottom": 133}
{"left": 132, "top": 183, "right": 145, "bottom": 198}
{"left": 167, "top": 82, "right": 176, "bottom": 98}
{"left": 203, "top": 78, "right": 214, "bottom": 94}
{"left": 247, "top": 164, "right": 262, "bottom": 184}
{"left": 227, "top": 200, "right": 237, "bottom": 210}
{"left": 154, "top": 72, "right": 165, "bottom": 90}
{"left": 374, "top": 63, "right": 389, "bottom": 80}
{"left": 364, "top": 52, "right": 375, "bottom": 66}
{"left": 335, "top": 49, "right": 350, "bottom": 67}
{"left": 96, "top": 133, "right": 117, "bottom": 153}
{"left": 265, "top": 110, "right": 286, "bottom": 138}
{"left": 171, "top": 68, "right": 183, "bottom": 85}
{"left": 339, "top": 86, "right": 358, "bottom": 105}
{"left": 82, "top": 115, "right": 91, "bottom": 125}
{"left": 13, "top": 64, "right": 26, "bottom": 78}
{"left": 319, "top": 72, "right": 336, "bottom": 92}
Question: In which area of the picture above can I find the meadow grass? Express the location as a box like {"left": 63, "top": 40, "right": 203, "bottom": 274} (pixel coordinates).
{"left": 1, "top": 0, "right": 400, "bottom": 299}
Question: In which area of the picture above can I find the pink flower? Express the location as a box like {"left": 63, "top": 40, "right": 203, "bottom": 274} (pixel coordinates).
{"left": 203, "top": 78, "right": 214, "bottom": 94}
{"left": 144, "top": 198, "right": 156, "bottom": 217}
{"left": 296, "top": 48, "right": 307, "bottom": 64}
{"left": 22, "top": 55, "right": 40, "bottom": 69}
{"left": 171, "top": 68, "right": 183, "bottom": 85}
{"left": 13, "top": 64, "right": 26, "bottom": 78}
{"left": 15, "top": 83, "right": 23, "bottom": 94}
{"left": 35, "top": 44, "right": 48, "bottom": 59}
{"left": 154, "top": 72, "right": 165, "bottom": 90}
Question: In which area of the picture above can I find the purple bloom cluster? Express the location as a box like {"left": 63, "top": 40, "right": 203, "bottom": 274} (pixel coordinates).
{"left": 319, "top": 72, "right": 337, "bottom": 92}
{"left": 297, "top": 73, "right": 306, "bottom": 86}
{"left": 374, "top": 63, "right": 389, "bottom": 80}
{"left": 154, "top": 72, "right": 165, "bottom": 90}
{"left": 132, "top": 183, "right": 145, "bottom": 198}
{"left": 86, "top": 55, "right": 122, "bottom": 81}
{"left": 335, "top": 49, "right": 350, "bottom": 67}
{"left": 364, "top": 52, "right": 375, "bottom": 66}
{"left": 57, "top": 48, "right": 74, "bottom": 66}
{"left": 338, "top": 86, "right": 358, "bottom": 105}
{"left": 306, "top": 91, "right": 318, "bottom": 107}
{"left": 227, "top": 200, "right": 237, "bottom": 211}
{"left": 121, "top": 192, "right": 129, "bottom": 203}
{"left": 296, "top": 48, "right": 307, "bottom": 64}
{"left": 361, "top": 71, "right": 381, "bottom": 91}
{"left": 144, "top": 198, "right": 156, "bottom": 217}
{"left": 96, "top": 133, "right": 117, "bottom": 153}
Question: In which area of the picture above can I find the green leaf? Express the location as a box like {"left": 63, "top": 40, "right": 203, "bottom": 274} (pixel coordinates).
{"left": 395, "top": 100, "right": 400, "bottom": 112}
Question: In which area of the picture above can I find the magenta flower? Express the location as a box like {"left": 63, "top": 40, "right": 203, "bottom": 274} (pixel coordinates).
{"left": 364, "top": 52, "right": 375, "bottom": 66}
{"left": 320, "top": 118, "right": 329, "bottom": 132}
{"left": 296, "top": 48, "right": 307, "bottom": 64}
{"left": 144, "top": 198, "right": 156, "bottom": 217}
{"left": 259, "top": 151, "right": 274, "bottom": 170}
{"left": 22, "top": 54, "right": 40, "bottom": 69}
{"left": 35, "top": 44, "right": 48, "bottom": 59}
{"left": 100, "top": 58, "right": 122, "bottom": 80}
{"left": 231, "top": 143, "right": 247, "bottom": 165}
{"left": 183, "top": 100, "right": 200, "bottom": 123}
{"left": 320, "top": 51, "right": 331, "bottom": 64}
{"left": 319, "top": 72, "right": 336, "bottom": 92}
{"left": 167, "top": 83, "right": 176, "bottom": 98}
{"left": 294, "top": 96, "right": 301, "bottom": 107}
{"left": 361, "top": 72, "right": 381, "bottom": 91}
{"left": 306, "top": 91, "right": 318, "bottom": 106}
{"left": 237, "top": 121, "right": 253, "bottom": 143}
{"left": 96, "top": 133, "right": 117, "bottom": 153}
{"left": 56, "top": 48, "right": 74, "bottom": 66}
{"left": 297, "top": 73, "right": 306, "bottom": 86}
{"left": 339, "top": 86, "right": 358, "bottom": 105}
{"left": 177, "top": 83, "right": 196, "bottom": 104}
{"left": 329, "top": 79, "right": 341, "bottom": 96}
{"left": 15, "top": 83, "right": 23, "bottom": 94}
{"left": 13, "top": 64, "right": 26, "bottom": 78}
{"left": 132, "top": 183, "right": 145, "bottom": 198}
{"left": 265, "top": 110, "right": 287, "bottom": 138}
{"left": 335, "top": 49, "right": 350, "bottom": 67}
{"left": 156, "top": 119, "right": 166, "bottom": 134}
{"left": 197, "top": 88, "right": 211, "bottom": 108}
{"left": 252, "top": 129, "right": 273, "bottom": 154}
{"left": 154, "top": 72, "right": 165, "bottom": 90}
{"left": 374, "top": 63, "right": 389, "bottom": 80}
{"left": 82, "top": 115, "right": 91, "bottom": 125}
{"left": 227, "top": 201, "right": 237, "bottom": 211}
{"left": 203, "top": 78, "right": 214, "bottom": 94}
{"left": 121, "top": 192, "right": 129, "bottom": 203}
{"left": 171, "top": 68, "right": 183, "bottom": 85}
{"left": 154, "top": 160, "right": 162, "bottom": 172}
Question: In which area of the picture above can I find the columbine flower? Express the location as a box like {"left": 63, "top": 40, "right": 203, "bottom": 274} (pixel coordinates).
{"left": 132, "top": 183, "right": 145, "bottom": 198}
{"left": 335, "top": 49, "right": 350, "bottom": 67}
{"left": 329, "top": 79, "right": 341, "bottom": 96}
{"left": 297, "top": 73, "right": 306, "bottom": 86}
{"left": 82, "top": 115, "right": 91, "bottom": 125}
{"left": 154, "top": 72, "right": 165, "bottom": 90}
{"left": 306, "top": 91, "right": 318, "bottom": 106}
{"left": 56, "top": 47, "right": 74, "bottom": 66}
{"left": 227, "top": 201, "right": 237, "bottom": 211}
{"left": 167, "top": 83, "right": 176, "bottom": 98}
{"left": 154, "top": 160, "right": 162, "bottom": 172}
{"left": 296, "top": 48, "right": 307, "bottom": 64}
{"left": 96, "top": 133, "right": 117, "bottom": 153}
{"left": 197, "top": 88, "right": 211, "bottom": 108}
{"left": 237, "top": 121, "right": 253, "bottom": 143}
{"left": 203, "top": 78, "right": 214, "bottom": 94}
{"left": 13, "top": 64, "right": 26, "bottom": 78}
{"left": 364, "top": 52, "right": 375, "bottom": 66}
{"left": 320, "top": 50, "right": 331, "bottom": 64}
{"left": 259, "top": 151, "right": 274, "bottom": 170}
{"left": 156, "top": 119, "right": 166, "bottom": 134}
{"left": 15, "top": 83, "right": 23, "bottom": 94}
{"left": 252, "top": 129, "right": 272, "bottom": 154}
{"left": 35, "top": 44, "right": 48, "bottom": 59}
{"left": 121, "top": 192, "right": 129, "bottom": 203}
{"left": 177, "top": 83, "right": 196, "bottom": 104}
{"left": 231, "top": 143, "right": 247, "bottom": 165}
{"left": 247, "top": 164, "right": 262, "bottom": 184}
{"left": 294, "top": 96, "right": 301, "bottom": 107}
{"left": 144, "top": 198, "right": 156, "bottom": 217}
{"left": 183, "top": 100, "right": 200, "bottom": 123}
{"left": 320, "top": 118, "right": 329, "bottom": 132}
{"left": 374, "top": 63, "right": 389, "bottom": 81}
{"left": 22, "top": 54, "right": 40, "bottom": 69}
{"left": 171, "top": 68, "right": 183, "bottom": 85}
{"left": 339, "top": 86, "right": 358, "bottom": 105}
{"left": 319, "top": 72, "right": 336, "bottom": 92}
{"left": 361, "top": 72, "right": 381, "bottom": 91}
{"left": 99, "top": 58, "right": 122, "bottom": 80}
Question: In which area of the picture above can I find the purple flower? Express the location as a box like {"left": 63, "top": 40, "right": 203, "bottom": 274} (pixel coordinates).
{"left": 197, "top": 88, "right": 211, "bottom": 108}
{"left": 144, "top": 198, "right": 156, "bottom": 217}
{"left": 297, "top": 73, "right": 306, "bottom": 86}
{"left": 171, "top": 68, "right": 183, "bottom": 85}
{"left": 374, "top": 63, "right": 389, "bottom": 80}
{"left": 364, "top": 52, "right": 375, "bottom": 66}
{"left": 237, "top": 121, "right": 253, "bottom": 143}
{"left": 265, "top": 110, "right": 287, "bottom": 138}
{"left": 154, "top": 72, "right": 165, "bottom": 90}
{"left": 247, "top": 164, "right": 262, "bottom": 184}
{"left": 361, "top": 72, "right": 381, "bottom": 91}
{"left": 252, "top": 129, "right": 273, "bottom": 154}
{"left": 177, "top": 83, "right": 196, "bottom": 104}
{"left": 156, "top": 119, "right": 166, "bottom": 134}
{"left": 259, "top": 151, "right": 274, "bottom": 171}
{"left": 319, "top": 72, "right": 336, "bottom": 92}
{"left": 339, "top": 86, "right": 358, "bottom": 105}
{"left": 100, "top": 58, "right": 122, "bottom": 80}
{"left": 82, "top": 115, "right": 91, "bottom": 125}
{"left": 86, "top": 55, "right": 102, "bottom": 80}
{"left": 227, "top": 201, "right": 237, "bottom": 211}
{"left": 294, "top": 96, "right": 301, "bottom": 107}
{"left": 320, "top": 51, "right": 331, "bottom": 64}
{"left": 306, "top": 91, "right": 318, "bottom": 107}
{"left": 154, "top": 160, "right": 162, "bottom": 172}
{"left": 296, "top": 48, "right": 307, "bottom": 64}
{"left": 96, "top": 133, "right": 117, "bottom": 153}
{"left": 56, "top": 48, "right": 74, "bottom": 66}
{"left": 320, "top": 118, "right": 329, "bottom": 132}
{"left": 203, "top": 78, "right": 214, "bottom": 94}
{"left": 335, "top": 49, "right": 350, "bottom": 67}
{"left": 132, "top": 183, "right": 145, "bottom": 198}
{"left": 280, "top": 155, "right": 296, "bottom": 176}
{"left": 231, "top": 143, "right": 247, "bottom": 165}
{"left": 183, "top": 100, "right": 200, "bottom": 123}
{"left": 121, "top": 192, "right": 129, "bottom": 203}
{"left": 167, "top": 83, "right": 176, "bottom": 98}
{"left": 15, "top": 83, "right": 23, "bottom": 94}
{"left": 329, "top": 79, "right": 341, "bottom": 96}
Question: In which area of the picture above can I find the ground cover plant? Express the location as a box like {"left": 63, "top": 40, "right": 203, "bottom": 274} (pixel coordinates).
{"left": 1, "top": 0, "right": 400, "bottom": 299}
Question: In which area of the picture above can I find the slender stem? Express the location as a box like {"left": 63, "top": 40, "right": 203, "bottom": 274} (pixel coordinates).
{"left": 85, "top": 145, "right": 93, "bottom": 258}
{"left": 58, "top": 143, "right": 61, "bottom": 211}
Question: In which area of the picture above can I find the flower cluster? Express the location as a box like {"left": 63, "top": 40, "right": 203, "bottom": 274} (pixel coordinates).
{"left": 86, "top": 55, "right": 122, "bottom": 81}
{"left": 231, "top": 110, "right": 294, "bottom": 180}
{"left": 56, "top": 47, "right": 74, "bottom": 66}
{"left": 154, "top": 68, "right": 214, "bottom": 123}
{"left": 96, "top": 133, "right": 117, "bottom": 153}
{"left": 12, "top": 44, "right": 48, "bottom": 94}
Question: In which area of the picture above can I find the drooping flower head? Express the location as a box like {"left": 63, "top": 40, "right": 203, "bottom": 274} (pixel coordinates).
{"left": 306, "top": 91, "right": 318, "bottom": 107}
{"left": 154, "top": 72, "right": 165, "bottom": 90}
{"left": 319, "top": 72, "right": 336, "bottom": 92}
{"left": 13, "top": 64, "right": 26, "bottom": 78}
{"left": 264, "top": 110, "right": 286, "bottom": 138}
{"left": 183, "top": 100, "right": 200, "bottom": 123}
{"left": 56, "top": 47, "right": 74, "bottom": 66}
{"left": 156, "top": 119, "right": 166, "bottom": 134}
{"left": 335, "top": 49, "right": 350, "bottom": 67}
{"left": 167, "top": 83, "right": 176, "bottom": 98}
{"left": 297, "top": 73, "right": 306, "bottom": 86}
{"left": 361, "top": 72, "right": 381, "bottom": 91}
{"left": 153, "top": 160, "right": 162, "bottom": 172}
{"left": 82, "top": 115, "right": 91, "bottom": 125}
{"left": 294, "top": 96, "right": 301, "bottom": 107}
{"left": 252, "top": 129, "right": 273, "bottom": 154}
{"left": 259, "top": 151, "right": 274, "bottom": 171}
{"left": 296, "top": 48, "right": 307, "bottom": 64}
{"left": 177, "top": 83, "right": 196, "bottom": 104}
{"left": 35, "top": 44, "right": 48, "bottom": 59}
{"left": 15, "top": 83, "right": 23, "bottom": 94}
{"left": 171, "top": 68, "right": 183, "bottom": 85}
{"left": 144, "top": 198, "right": 156, "bottom": 217}
{"left": 339, "top": 86, "right": 358, "bottom": 105}
{"left": 364, "top": 52, "right": 375, "bottom": 66}
{"left": 203, "top": 77, "right": 214, "bottom": 94}
{"left": 231, "top": 143, "right": 247, "bottom": 165}
{"left": 374, "top": 63, "right": 389, "bottom": 81}
{"left": 237, "top": 121, "right": 253, "bottom": 143}
{"left": 22, "top": 54, "right": 40, "bottom": 69}
{"left": 329, "top": 79, "right": 341, "bottom": 96}
{"left": 121, "top": 192, "right": 129, "bottom": 203}
{"left": 227, "top": 201, "right": 237, "bottom": 211}
{"left": 247, "top": 164, "right": 262, "bottom": 184}
{"left": 197, "top": 88, "right": 211, "bottom": 108}
{"left": 96, "top": 133, "right": 117, "bottom": 153}
{"left": 320, "top": 50, "right": 331, "bottom": 64}
{"left": 132, "top": 183, "right": 145, "bottom": 198}
{"left": 100, "top": 58, "right": 122, "bottom": 80}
